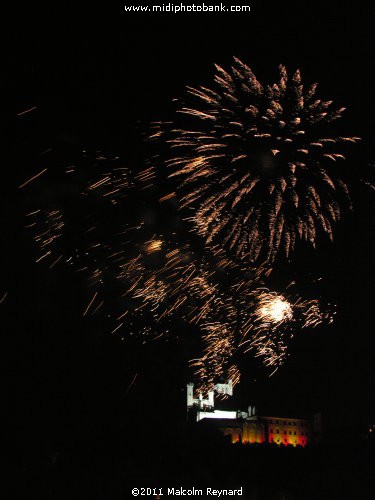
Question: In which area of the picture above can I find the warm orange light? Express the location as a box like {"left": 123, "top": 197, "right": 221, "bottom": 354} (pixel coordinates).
{"left": 144, "top": 239, "right": 163, "bottom": 254}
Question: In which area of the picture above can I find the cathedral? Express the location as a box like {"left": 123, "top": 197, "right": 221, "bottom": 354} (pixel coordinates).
{"left": 187, "top": 382, "right": 321, "bottom": 447}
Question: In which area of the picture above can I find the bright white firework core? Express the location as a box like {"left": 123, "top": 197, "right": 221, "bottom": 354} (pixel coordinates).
{"left": 257, "top": 294, "right": 293, "bottom": 324}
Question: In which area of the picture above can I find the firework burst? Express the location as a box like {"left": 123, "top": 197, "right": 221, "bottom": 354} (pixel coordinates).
{"left": 236, "top": 287, "right": 334, "bottom": 372}
{"left": 23, "top": 142, "right": 337, "bottom": 396}
{"left": 26, "top": 187, "right": 334, "bottom": 394}
{"left": 161, "top": 57, "right": 360, "bottom": 263}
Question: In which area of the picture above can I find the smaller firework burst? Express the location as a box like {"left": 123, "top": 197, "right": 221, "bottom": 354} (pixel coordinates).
{"left": 238, "top": 285, "right": 334, "bottom": 371}
{"left": 255, "top": 292, "right": 293, "bottom": 326}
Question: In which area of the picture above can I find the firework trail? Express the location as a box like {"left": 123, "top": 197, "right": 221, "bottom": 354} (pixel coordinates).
{"left": 24, "top": 150, "right": 153, "bottom": 269}
{"left": 156, "top": 57, "right": 360, "bottom": 264}
{"left": 115, "top": 230, "right": 334, "bottom": 393}
{"left": 23, "top": 138, "right": 336, "bottom": 395}
{"left": 26, "top": 170, "right": 332, "bottom": 395}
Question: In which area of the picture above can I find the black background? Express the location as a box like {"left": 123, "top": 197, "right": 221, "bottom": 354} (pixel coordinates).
{"left": 2, "top": 2, "right": 375, "bottom": 498}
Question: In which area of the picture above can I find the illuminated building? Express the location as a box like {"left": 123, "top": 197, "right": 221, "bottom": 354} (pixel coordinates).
{"left": 187, "top": 382, "right": 320, "bottom": 447}
{"left": 187, "top": 382, "right": 237, "bottom": 421}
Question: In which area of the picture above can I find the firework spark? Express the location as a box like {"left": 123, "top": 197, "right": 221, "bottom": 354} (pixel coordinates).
{"left": 160, "top": 57, "right": 360, "bottom": 263}
{"left": 0, "top": 291, "right": 8, "bottom": 304}
{"left": 19, "top": 168, "right": 48, "bottom": 189}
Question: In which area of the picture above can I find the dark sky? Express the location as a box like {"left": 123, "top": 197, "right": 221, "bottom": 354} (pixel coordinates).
{"left": 2, "top": 2, "right": 375, "bottom": 470}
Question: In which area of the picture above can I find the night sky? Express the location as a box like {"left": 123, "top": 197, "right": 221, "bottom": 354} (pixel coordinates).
{"left": 2, "top": 3, "right": 375, "bottom": 498}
